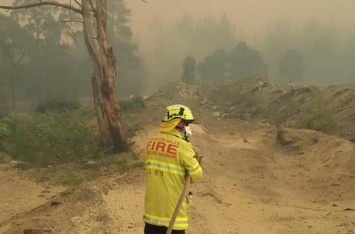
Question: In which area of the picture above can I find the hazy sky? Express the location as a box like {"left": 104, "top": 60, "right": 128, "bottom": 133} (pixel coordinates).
{"left": 127, "top": 0, "right": 355, "bottom": 38}
{"left": 2, "top": 0, "right": 354, "bottom": 36}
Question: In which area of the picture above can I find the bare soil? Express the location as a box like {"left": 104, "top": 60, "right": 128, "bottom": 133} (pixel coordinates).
{"left": 0, "top": 80, "right": 355, "bottom": 234}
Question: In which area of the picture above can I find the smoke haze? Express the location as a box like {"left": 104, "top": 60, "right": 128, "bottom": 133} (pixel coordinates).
{"left": 2, "top": 0, "right": 355, "bottom": 96}
{"left": 124, "top": 0, "right": 355, "bottom": 93}
{"left": 127, "top": 0, "right": 355, "bottom": 39}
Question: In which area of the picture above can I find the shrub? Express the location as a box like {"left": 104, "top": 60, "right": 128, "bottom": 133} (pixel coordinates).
{"left": 278, "top": 49, "right": 304, "bottom": 83}
{"left": 1, "top": 113, "right": 99, "bottom": 166}
{"left": 119, "top": 97, "right": 146, "bottom": 112}
{"left": 229, "top": 42, "right": 268, "bottom": 78}
{"left": 0, "top": 119, "right": 10, "bottom": 151}
{"left": 181, "top": 56, "right": 197, "bottom": 84}
{"left": 0, "top": 95, "right": 9, "bottom": 118}
{"left": 36, "top": 98, "right": 80, "bottom": 113}
{"left": 198, "top": 49, "right": 229, "bottom": 80}
{"left": 298, "top": 90, "right": 337, "bottom": 132}
{"left": 0, "top": 121, "right": 10, "bottom": 139}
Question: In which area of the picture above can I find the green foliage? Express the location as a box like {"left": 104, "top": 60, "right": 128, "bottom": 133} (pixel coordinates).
{"left": 1, "top": 5, "right": 89, "bottom": 103}
{"left": 0, "top": 15, "right": 34, "bottom": 108}
{"left": 0, "top": 113, "right": 99, "bottom": 165}
{"left": 298, "top": 90, "right": 337, "bottom": 132}
{"left": 1, "top": 0, "right": 144, "bottom": 104}
{"left": 107, "top": 0, "right": 145, "bottom": 97}
{"left": 123, "top": 117, "right": 143, "bottom": 138}
{"left": 101, "top": 151, "right": 143, "bottom": 173}
{"left": 21, "top": 43, "right": 87, "bottom": 101}
{"left": 198, "top": 49, "right": 229, "bottom": 80}
{"left": 119, "top": 97, "right": 146, "bottom": 112}
{"left": 198, "top": 42, "right": 267, "bottom": 80}
{"left": 0, "top": 119, "right": 10, "bottom": 151}
{"left": 31, "top": 167, "right": 83, "bottom": 187}
{"left": 279, "top": 49, "right": 304, "bottom": 83}
{"left": 0, "top": 94, "right": 9, "bottom": 119}
{"left": 181, "top": 56, "right": 196, "bottom": 84}
{"left": 229, "top": 41, "right": 268, "bottom": 78}
{"left": 0, "top": 121, "right": 10, "bottom": 139}
{"left": 36, "top": 98, "right": 80, "bottom": 113}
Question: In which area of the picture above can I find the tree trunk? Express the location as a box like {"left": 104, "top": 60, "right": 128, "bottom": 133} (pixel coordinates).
{"left": 82, "top": 0, "right": 127, "bottom": 152}
{"left": 0, "top": 0, "right": 128, "bottom": 152}
{"left": 91, "top": 68, "right": 111, "bottom": 148}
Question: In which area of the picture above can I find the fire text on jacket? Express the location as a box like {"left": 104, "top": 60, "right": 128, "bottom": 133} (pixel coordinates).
{"left": 146, "top": 138, "right": 180, "bottom": 158}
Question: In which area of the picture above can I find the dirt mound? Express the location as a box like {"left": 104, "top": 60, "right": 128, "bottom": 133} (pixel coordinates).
{"left": 0, "top": 184, "right": 123, "bottom": 234}
{"left": 145, "top": 77, "right": 355, "bottom": 141}
{"left": 274, "top": 128, "right": 355, "bottom": 201}
{"left": 192, "top": 77, "right": 355, "bottom": 141}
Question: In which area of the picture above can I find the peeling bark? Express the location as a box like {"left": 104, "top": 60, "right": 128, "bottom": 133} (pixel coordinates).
{"left": 0, "top": 0, "right": 128, "bottom": 152}
{"left": 82, "top": 0, "right": 127, "bottom": 152}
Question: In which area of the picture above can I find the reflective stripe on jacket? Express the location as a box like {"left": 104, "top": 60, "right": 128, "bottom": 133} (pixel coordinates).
{"left": 143, "top": 129, "right": 203, "bottom": 230}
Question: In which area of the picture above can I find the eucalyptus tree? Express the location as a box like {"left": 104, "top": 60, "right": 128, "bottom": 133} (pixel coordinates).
{"left": 229, "top": 41, "right": 267, "bottom": 78}
{"left": 278, "top": 49, "right": 304, "bottom": 84}
{"left": 0, "top": 14, "right": 33, "bottom": 111}
{"left": 181, "top": 56, "right": 196, "bottom": 84}
{"left": 6, "top": 0, "right": 80, "bottom": 101}
{"left": 107, "top": 0, "right": 143, "bottom": 97}
{"left": 197, "top": 49, "right": 229, "bottom": 80}
{"left": 0, "top": 0, "right": 139, "bottom": 152}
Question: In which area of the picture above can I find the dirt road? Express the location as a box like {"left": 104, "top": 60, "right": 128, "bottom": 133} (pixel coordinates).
{"left": 0, "top": 120, "right": 354, "bottom": 234}
{"left": 104, "top": 121, "right": 355, "bottom": 234}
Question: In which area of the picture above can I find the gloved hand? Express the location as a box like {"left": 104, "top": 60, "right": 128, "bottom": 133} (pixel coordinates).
{"left": 193, "top": 147, "right": 203, "bottom": 164}
{"left": 194, "top": 153, "right": 203, "bottom": 164}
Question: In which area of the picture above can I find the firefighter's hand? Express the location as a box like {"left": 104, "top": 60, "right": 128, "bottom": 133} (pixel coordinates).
{"left": 193, "top": 146, "right": 203, "bottom": 164}
{"left": 194, "top": 154, "right": 203, "bottom": 164}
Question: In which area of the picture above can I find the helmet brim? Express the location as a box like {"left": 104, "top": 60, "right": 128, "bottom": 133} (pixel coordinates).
{"left": 159, "top": 119, "right": 181, "bottom": 133}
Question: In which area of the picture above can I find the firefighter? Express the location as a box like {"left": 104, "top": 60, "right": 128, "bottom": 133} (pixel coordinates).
{"left": 143, "top": 104, "right": 203, "bottom": 234}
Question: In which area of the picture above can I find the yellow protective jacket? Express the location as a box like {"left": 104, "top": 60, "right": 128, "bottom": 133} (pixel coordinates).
{"left": 143, "top": 129, "right": 203, "bottom": 230}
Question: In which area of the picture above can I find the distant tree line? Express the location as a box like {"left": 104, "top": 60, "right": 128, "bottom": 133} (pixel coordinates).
{"left": 262, "top": 19, "right": 355, "bottom": 85}
{"left": 145, "top": 14, "right": 355, "bottom": 86}
{"left": 0, "top": 0, "right": 144, "bottom": 115}
{"left": 143, "top": 14, "right": 240, "bottom": 88}
{"left": 2, "top": 3, "right": 355, "bottom": 117}
{"left": 181, "top": 41, "right": 268, "bottom": 82}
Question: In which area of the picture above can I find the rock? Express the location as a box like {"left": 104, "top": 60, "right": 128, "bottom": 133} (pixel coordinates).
{"left": 87, "top": 160, "right": 98, "bottom": 165}
{"left": 85, "top": 160, "right": 99, "bottom": 170}
{"left": 199, "top": 99, "right": 207, "bottom": 105}
{"left": 9, "top": 160, "right": 27, "bottom": 169}
{"left": 212, "top": 111, "right": 220, "bottom": 117}
{"left": 50, "top": 201, "right": 61, "bottom": 206}
{"left": 276, "top": 129, "right": 294, "bottom": 146}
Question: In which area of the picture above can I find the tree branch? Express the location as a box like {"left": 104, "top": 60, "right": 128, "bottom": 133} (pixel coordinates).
{"left": 74, "top": 0, "right": 82, "bottom": 7}
{"left": 0, "top": 1, "right": 83, "bottom": 14}
{"left": 15, "top": 49, "right": 26, "bottom": 65}
{"left": 62, "top": 20, "right": 83, "bottom": 24}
